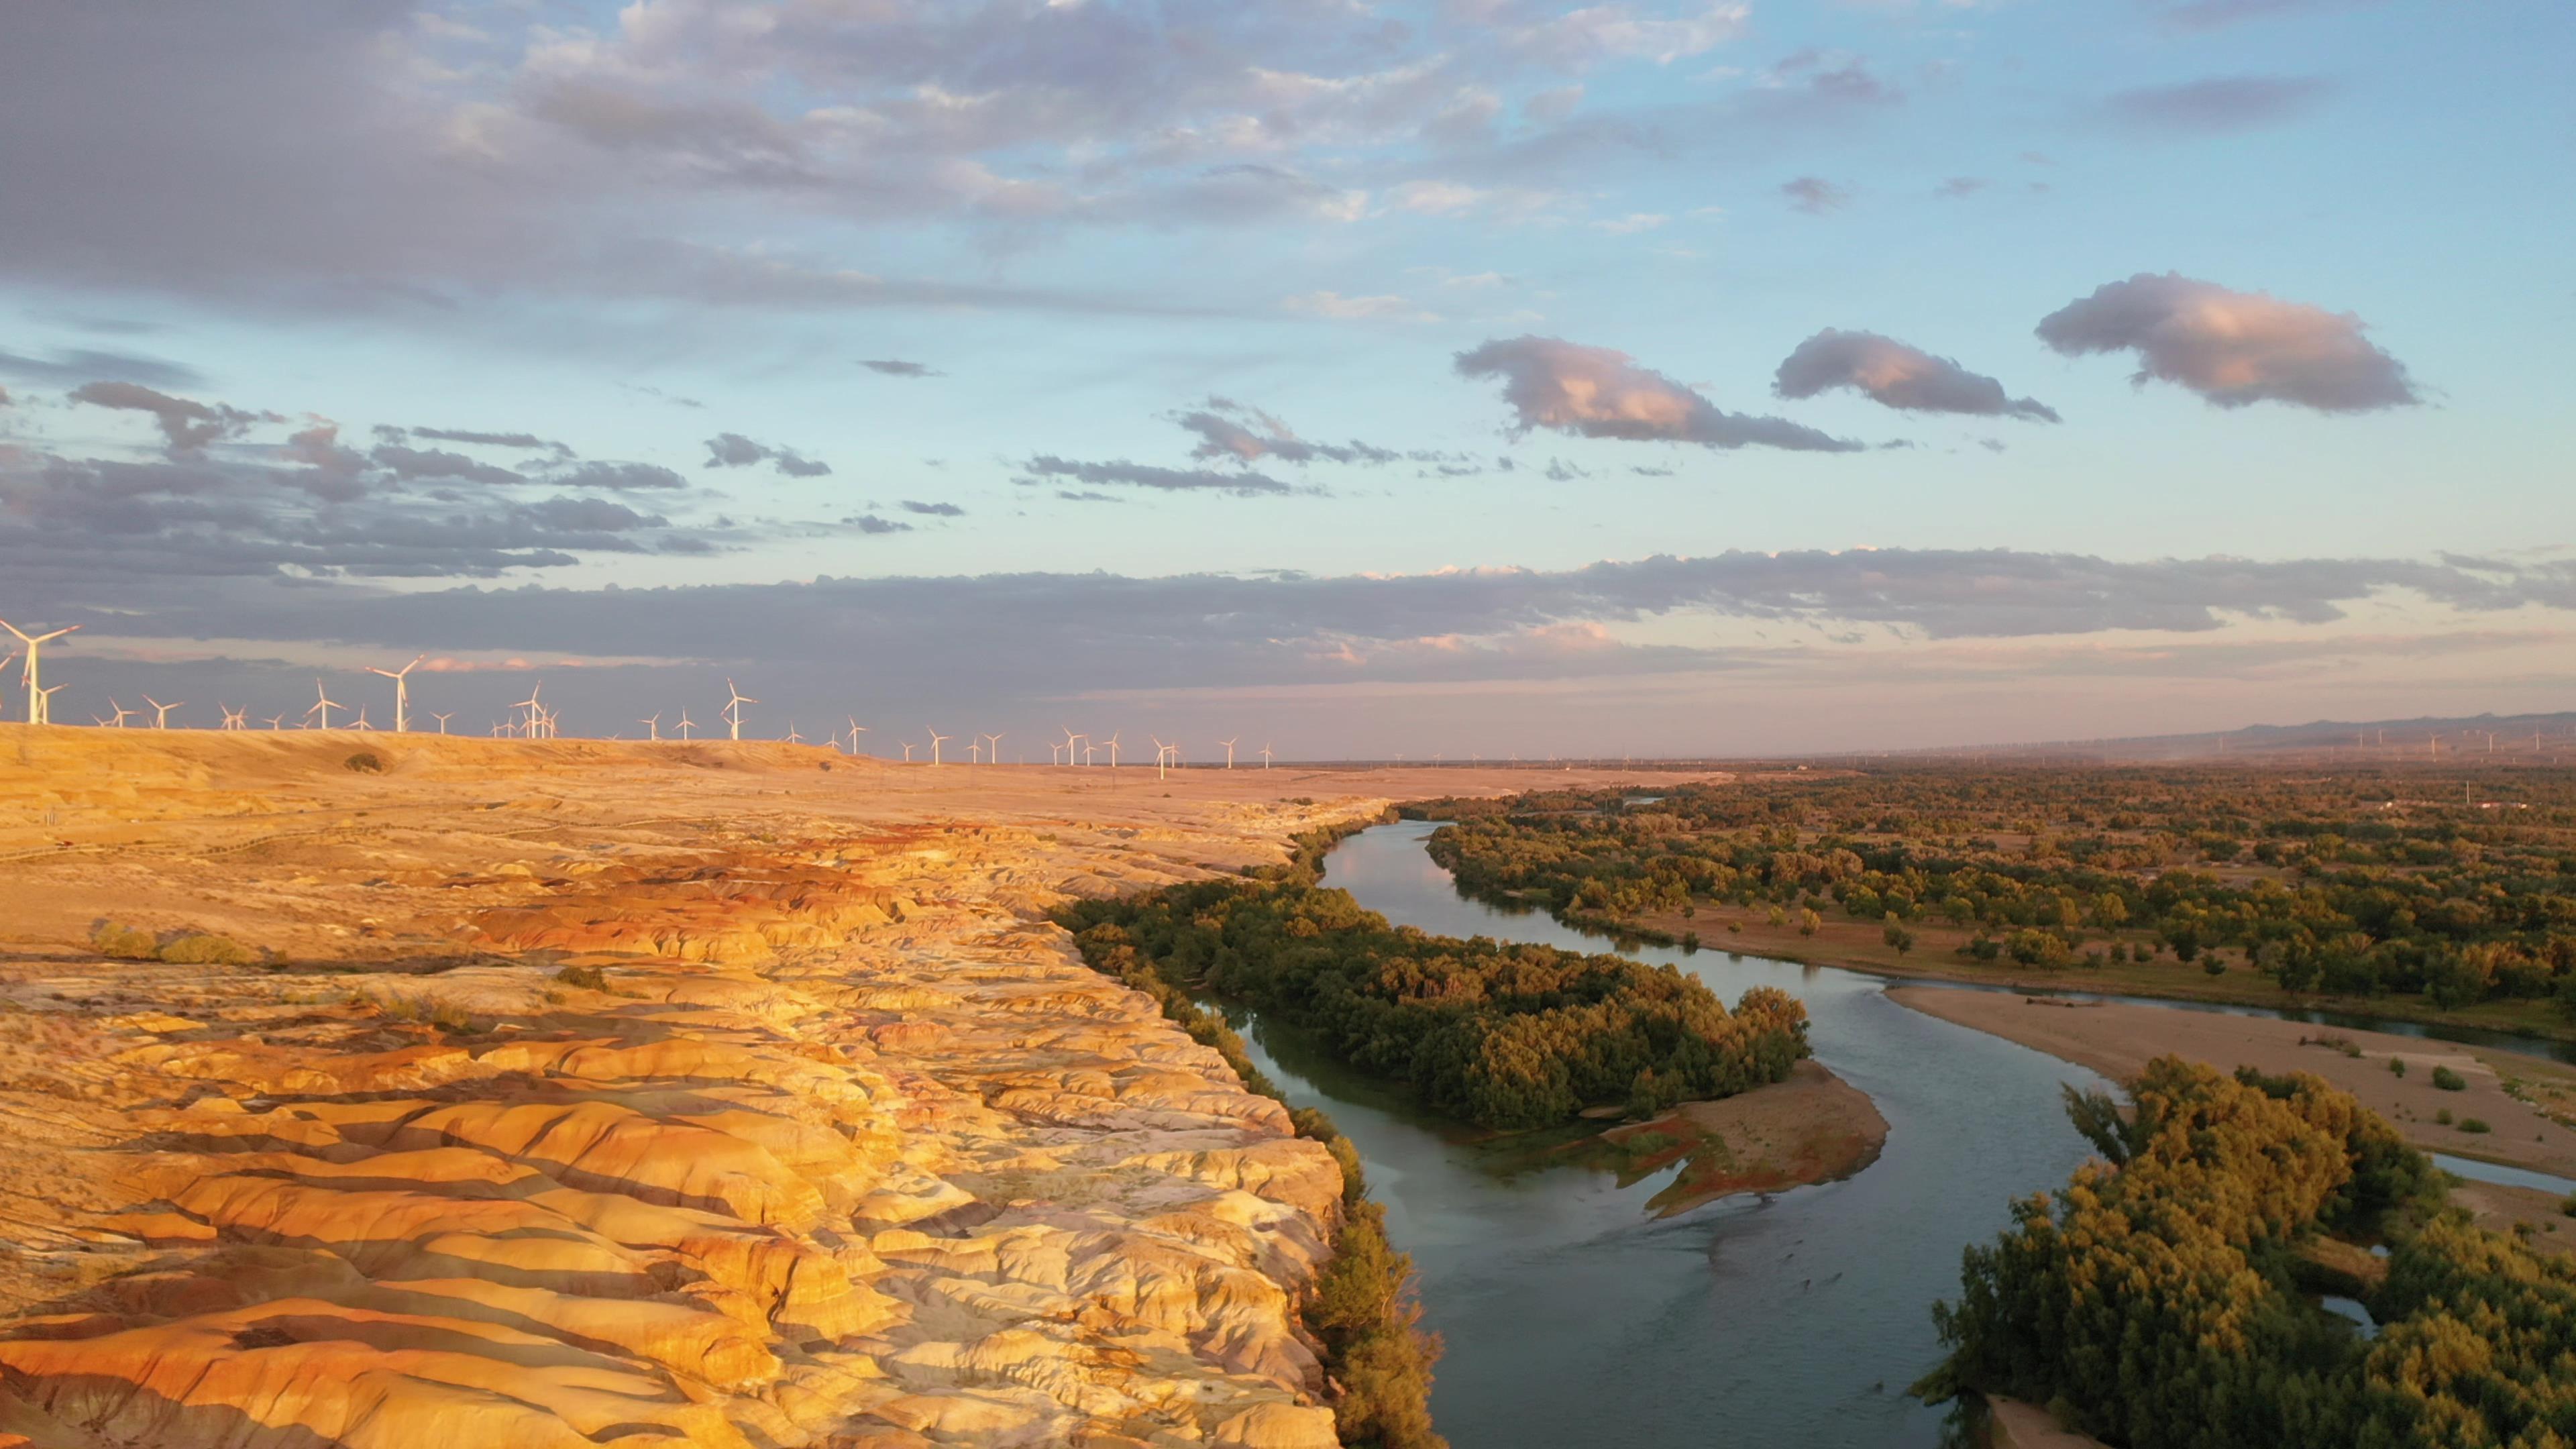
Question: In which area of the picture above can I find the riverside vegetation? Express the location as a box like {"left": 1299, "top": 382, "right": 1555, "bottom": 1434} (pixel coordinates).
{"left": 1407, "top": 765, "right": 2576, "bottom": 1027}
{"left": 1060, "top": 825, "right": 1815, "bottom": 1446}
{"left": 1924, "top": 1056, "right": 2576, "bottom": 1448}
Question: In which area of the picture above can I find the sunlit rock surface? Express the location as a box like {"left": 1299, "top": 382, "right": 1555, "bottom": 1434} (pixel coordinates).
{"left": 0, "top": 730, "right": 1680, "bottom": 1446}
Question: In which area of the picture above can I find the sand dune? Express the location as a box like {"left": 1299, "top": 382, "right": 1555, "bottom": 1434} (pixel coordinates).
{"left": 0, "top": 726, "right": 1684, "bottom": 1448}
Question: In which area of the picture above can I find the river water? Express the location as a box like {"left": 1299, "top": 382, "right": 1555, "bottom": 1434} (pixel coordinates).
{"left": 1222, "top": 822, "right": 2116, "bottom": 1448}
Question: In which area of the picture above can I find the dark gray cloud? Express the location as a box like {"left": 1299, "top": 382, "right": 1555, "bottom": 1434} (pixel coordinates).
{"left": 1780, "top": 176, "right": 1850, "bottom": 214}
{"left": 2037, "top": 272, "right": 2418, "bottom": 413}
{"left": 0, "top": 344, "right": 203, "bottom": 389}
{"left": 1454, "top": 335, "right": 1861, "bottom": 453}
{"left": 900, "top": 500, "right": 966, "bottom": 517}
{"left": 398, "top": 427, "right": 576, "bottom": 459}
{"left": 1174, "top": 397, "right": 1400, "bottom": 467}
{"left": 68, "top": 381, "right": 278, "bottom": 459}
{"left": 704, "top": 432, "right": 832, "bottom": 478}
{"left": 861, "top": 360, "right": 941, "bottom": 378}
{"left": 553, "top": 461, "right": 692, "bottom": 492}
{"left": 1773, "top": 330, "right": 2059, "bottom": 422}
{"left": 371, "top": 444, "right": 526, "bottom": 488}
{"left": 847, "top": 514, "right": 912, "bottom": 535}
{"left": 2103, "top": 76, "right": 2332, "bottom": 134}
{"left": 1019, "top": 455, "right": 1305, "bottom": 496}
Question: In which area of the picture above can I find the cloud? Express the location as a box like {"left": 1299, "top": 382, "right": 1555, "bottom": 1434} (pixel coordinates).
{"left": 370, "top": 443, "right": 527, "bottom": 487}
{"left": 2137, "top": 0, "right": 2387, "bottom": 32}
{"left": 860, "top": 360, "right": 941, "bottom": 378}
{"left": 1173, "top": 398, "right": 1400, "bottom": 467}
{"left": 702, "top": 433, "right": 832, "bottom": 478}
{"left": 900, "top": 500, "right": 965, "bottom": 517}
{"left": 67, "top": 381, "right": 278, "bottom": 459}
{"left": 553, "top": 460, "right": 692, "bottom": 491}
{"left": 1018, "top": 455, "right": 1304, "bottom": 497}
{"left": 1779, "top": 176, "right": 1851, "bottom": 213}
{"left": 398, "top": 426, "right": 574, "bottom": 458}
{"left": 2102, "top": 76, "right": 2332, "bottom": 134}
{"left": 846, "top": 514, "right": 912, "bottom": 535}
{"left": 1454, "top": 335, "right": 1862, "bottom": 452}
{"left": 0, "top": 344, "right": 203, "bottom": 390}
{"left": 2036, "top": 272, "right": 2419, "bottom": 413}
{"left": 1772, "top": 330, "right": 2059, "bottom": 421}
{"left": 1934, "top": 176, "right": 1989, "bottom": 199}
{"left": 1511, "top": 2, "right": 1752, "bottom": 68}
{"left": 1282, "top": 291, "right": 1438, "bottom": 323}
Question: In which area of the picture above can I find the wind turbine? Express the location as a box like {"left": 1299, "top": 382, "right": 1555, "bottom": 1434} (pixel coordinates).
{"left": 220, "top": 706, "right": 246, "bottom": 732}
{"left": 1104, "top": 731, "right": 1122, "bottom": 767}
{"left": 1150, "top": 736, "right": 1177, "bottom": 780}
{"left": 847, "top": 717, "right": 868, "bottom": 754}
{"left": 786, "top": 720, "right": 805, "bottom": 745}
{"left": 901, "top": 741, "right": 916, "bottom": 762}
{"left": 263, "top": 714, "right": 286, "bottom": 731}
{"left": 968, "top": 739, "right": 983, "bottom": 764}
{"left": 306, "top": 679, "right": 345, "bottom": 730}
{"left": 364, "top": 655, "right": 426, "bottom": 733}
{"left": 1220, "top": 737, "right": 1238, "bottom": 769}
{"left": 513, "top": 683, "right": 547, "bottom": 740}
{"left": 104, "top": 699, "right": 137, "bottom": 729}
{"left": 0, "top": 621, "right": 78, "bottom": 725}
{"left": 1049, "top": 741, "right": 1064, "bottom": 765}
{"left": 724, "top": 679, "right": 755, "bottom": 741}
{"left": 143, "top": 696, "right": 182, "bottom": 730}
{"left": 982, "top": 732, "right": 1004, "bottom": 765}
{"left": 676, "top": 710, "right": 696, "bottom": 741}
{"left": 35, "top": 684, "right": 64, "bottom": 724}
{"left": 431, "top": 712, "right": 453, "bottom": 735}
{"left": 927, "top": 728, "right": 951, "bottom": 765}
{"left": 350, "top": 706, "right": 374, "bottom": 731}
{"left": 1260, "top": 743, "right": 1274, "bottom": 769}
{"left": 0, "top": 653, "right": 13, "bottom": 721}
{"left": 640, "top": 712, "right": 662, "bottom": 741}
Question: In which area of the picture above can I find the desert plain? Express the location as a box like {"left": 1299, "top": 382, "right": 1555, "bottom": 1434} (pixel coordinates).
{"left": 0, "top": 724, "right": 1672, "bottom": 1449}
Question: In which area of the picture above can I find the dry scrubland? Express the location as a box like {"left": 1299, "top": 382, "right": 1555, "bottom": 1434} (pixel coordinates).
{"left": 0, "top": 724, "right": 1680, "bottom": 1449}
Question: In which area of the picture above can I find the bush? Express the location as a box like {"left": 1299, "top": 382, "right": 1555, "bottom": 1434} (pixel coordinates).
{"left": 2559, "top": 1194, "right": 2575, "bottom": 1218}
{"left": 2204, "top": 959, "right": 2228, "bottom": 977}
{"left": 2389, "top": 1058, "right": 2407, "bottom": 1078}
{"left": 343, "top": 751, "right": 384, "bottom": 773}
{"left": 2436, "top": 1108, "right": 2455, "bottom": 1126}
{"left": 1882, "top": 920, "right": 1916, "bottom": 955}
{"left": 91, "top": 922, "right": 161, "bottom": 961}
{"left": 555, "top": 963, "right": 609, "bottom": 991}
{"left": 2459, "top": 1118, "right": 2493, "bottom": 1134}
{"left": 160, "top": 933, "right": 254, "bottom": 966}
{"left": 2431, "top": 1066, "right": 2467, "bottom": 1091}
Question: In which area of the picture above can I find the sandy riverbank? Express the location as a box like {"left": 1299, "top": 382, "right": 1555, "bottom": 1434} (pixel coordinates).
{"left": 1591, "top": 1059, "right": 1889, "bottom": 1217}
{"left": 0, "top": 724, "right": 1699, "bottom": 1448}
{"left": 1892, "top": 986, "right": 2576, "bottom": 1186}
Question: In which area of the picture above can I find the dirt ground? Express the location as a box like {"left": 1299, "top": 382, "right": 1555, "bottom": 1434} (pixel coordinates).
{"left": 0, "top": 723, "right": 1705, "bottom": 1449}
{"left": 1603, "top": 1059, "right": 1890, "bottom": 1217}
{"left": 1891, "top": 986, "right": 2576, "bottom": 1183}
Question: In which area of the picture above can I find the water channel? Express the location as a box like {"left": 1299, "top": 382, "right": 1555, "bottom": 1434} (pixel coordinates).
{"left": 1229, "top": 819, "right": 2576, "bottom": 1447}
{"left": 1224, "top": 821, "right": 2114, "bottom": 1447}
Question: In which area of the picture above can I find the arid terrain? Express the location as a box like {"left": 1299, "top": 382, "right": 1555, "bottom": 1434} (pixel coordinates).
{"left": 0, "top": 725, "right": 1684, "bottom": 1449}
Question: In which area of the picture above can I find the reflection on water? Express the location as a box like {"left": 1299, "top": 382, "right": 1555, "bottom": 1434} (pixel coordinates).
{"left": 1233, "top": 821, "right": 2117, "bottom": 1448}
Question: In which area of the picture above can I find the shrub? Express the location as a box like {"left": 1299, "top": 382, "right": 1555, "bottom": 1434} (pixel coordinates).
{"left": 2559, "top": 1194, "right": 2575, "bottom": 1218}
{"left": 2389, "top": 1058, "right": 2407, "bottom": 1078}
{"left": 2458, "top": 1118, "right": 2492, "bottom": 1134}
{"left": 160, "top": 933, "right": 254, "bottom": 966}
{"left": 1882, "top": 920, "right": 1916, "bottom": 955}
{"left": 2431, "top": 1066, "right": 2467, "bottom": 1091}
{"left": 91, "top": 922, "right": 162, "bottom": 961}
{"left": 2436, "top": 1108, "right": 2455, "bottom": 1126}
{"left": 555, "top": 963, "right": 609, "bottom": 991}
{"left": 1798, "top": 908, "right": 1822, "bottom": 937}
{"left": 2204, "top": 959, "right": 2228, "bottom": 977}
{"left": 343, "top": 751, "right": 384, "bottom": 773}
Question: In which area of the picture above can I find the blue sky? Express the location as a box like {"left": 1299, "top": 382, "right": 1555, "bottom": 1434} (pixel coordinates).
{"left": 1, "top": 0, "right": 2569, "bottom": 756}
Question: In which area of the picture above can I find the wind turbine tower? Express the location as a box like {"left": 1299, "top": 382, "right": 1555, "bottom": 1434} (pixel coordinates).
{"left": 724, "top": 680, "right": 755, "bottom": 741}
{"left": 143, "top": 696, "right": 182, "bottom": 730}
{"left": 0, "top": 621, "right": 80, "bottom": 725}
{"left": 1220, "top": 737, "right": 1238, "bottom": 769}
{"left": 927, "top": 729, "right": 951, "bottom": 765}
{"left": 365, "top": 655, "right": 426, "bottom": 732}
{"left": 982, "top": 732, "right": 1004, "bottom": 765}
{"left": 306, "top": 680, "right": 345, "bottom": 731}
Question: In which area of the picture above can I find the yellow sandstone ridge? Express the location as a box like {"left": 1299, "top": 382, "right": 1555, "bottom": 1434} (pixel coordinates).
{"left": 0, "top": 727, "right": 1684, "bottom": 1446}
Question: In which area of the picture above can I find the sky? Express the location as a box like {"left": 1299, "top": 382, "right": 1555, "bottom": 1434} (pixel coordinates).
{"left": 1, "top": 0, "right": 2571, "bottom": 758}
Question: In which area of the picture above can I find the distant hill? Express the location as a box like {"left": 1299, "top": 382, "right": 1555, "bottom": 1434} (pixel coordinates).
{"left": 1876, "top": 710, "right": 2576, "bottom": 765}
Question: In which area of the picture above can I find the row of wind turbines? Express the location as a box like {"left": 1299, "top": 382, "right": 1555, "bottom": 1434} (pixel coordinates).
{"left": 0, "top": 623, "right": 1280, "bottom": 769}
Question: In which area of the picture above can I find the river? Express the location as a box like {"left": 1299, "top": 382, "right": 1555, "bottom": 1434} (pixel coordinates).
{"left": 1222, "top": 821, "right": 2117, "bottom": 1447}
